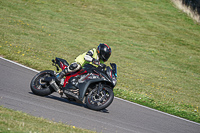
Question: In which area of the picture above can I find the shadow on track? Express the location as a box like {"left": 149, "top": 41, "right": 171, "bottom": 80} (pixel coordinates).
{"left": 28, "top": 92, "right": 109, "bottom": 113}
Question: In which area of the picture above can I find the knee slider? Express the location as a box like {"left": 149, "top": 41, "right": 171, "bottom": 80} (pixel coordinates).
{"left": 69, "top": 63, "right": 78, "bottom": 70}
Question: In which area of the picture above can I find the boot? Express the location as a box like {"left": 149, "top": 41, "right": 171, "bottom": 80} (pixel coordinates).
{"left": 56, "top": 68, "right": 68, "bottom": 83}
{"left": 56, "top": 70, "right": 65, "bottom": 82}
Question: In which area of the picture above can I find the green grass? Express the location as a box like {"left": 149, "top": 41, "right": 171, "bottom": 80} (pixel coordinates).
{"left": 0, "top": 0, "right": 199, "bottom": 126}
{"left": 0, "top": 106, "right": 96, "bottom": 133}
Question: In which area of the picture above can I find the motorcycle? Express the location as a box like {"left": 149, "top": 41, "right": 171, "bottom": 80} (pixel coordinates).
{"left": 30, "top": 57, "right": 117, "bottom": 111}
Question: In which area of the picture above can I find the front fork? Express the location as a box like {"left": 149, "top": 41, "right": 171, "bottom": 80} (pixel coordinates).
{"left": 45, "top": 77, "right": 63, "bottom": 97}
{"left": 50, "top": 80, "right": 60, "bottom": 92}
{"left": 97, "top": 83, "right": 103, "bottom": 96}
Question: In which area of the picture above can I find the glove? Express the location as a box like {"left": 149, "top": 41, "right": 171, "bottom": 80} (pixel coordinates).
{"left": 92, "top": 58, "right": 100, "bottom": 65}
{"left": 99, "top": 63, "right": 106, "bottom": 68}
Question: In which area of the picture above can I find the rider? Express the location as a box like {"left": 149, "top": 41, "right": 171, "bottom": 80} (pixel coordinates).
{"left": 56, "top": 43, "right": 112, "bottom": 83}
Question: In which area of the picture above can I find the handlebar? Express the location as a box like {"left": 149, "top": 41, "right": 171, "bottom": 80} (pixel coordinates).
{"left": 98, "top": 63, "right": 106, "bottom": 68}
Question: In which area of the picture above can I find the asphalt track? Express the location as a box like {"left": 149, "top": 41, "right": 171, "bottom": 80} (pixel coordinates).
{"left": 0, "top": 57, "right": 200, "bottom": 133}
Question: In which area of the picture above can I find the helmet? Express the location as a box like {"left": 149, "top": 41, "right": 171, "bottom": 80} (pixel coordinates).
{"left": 97, "top": 43, "right": 111, "bottom": 62}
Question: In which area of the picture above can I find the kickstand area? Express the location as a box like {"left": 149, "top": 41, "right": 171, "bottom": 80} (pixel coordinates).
{"left": 58, "top": 89, "right": 63, "bottom": 97}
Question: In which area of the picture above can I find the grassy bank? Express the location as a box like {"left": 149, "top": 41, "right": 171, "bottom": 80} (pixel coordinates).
{"left": 0, "top": 0, "right": 199, "bottom": 125}
{"left": 0, "top": 106, "right": 96, "bottom": 133}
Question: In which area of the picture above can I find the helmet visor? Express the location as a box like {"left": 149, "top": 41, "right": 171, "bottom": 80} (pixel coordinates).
{"left": 102, "top": 52, "right": 111, "bottom": 62}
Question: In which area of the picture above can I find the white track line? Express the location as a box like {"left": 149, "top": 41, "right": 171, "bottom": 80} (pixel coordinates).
{"left": 0, "top": 57, "right": 39, "bottom": 73}
{"left": 0, "top": 57, "right": 200, "bottom": 126}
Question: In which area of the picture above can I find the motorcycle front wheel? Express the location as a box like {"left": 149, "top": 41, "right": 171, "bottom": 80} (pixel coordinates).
{"left": 86, "top": 85, "right": 114, "bottom": 111}
{"left": 30, "top": 70, "right": 55, "bottom": 96}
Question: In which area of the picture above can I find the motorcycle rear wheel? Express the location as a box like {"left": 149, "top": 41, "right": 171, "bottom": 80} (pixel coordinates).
{"left": 30, "top": 70, "right": 55, "bottom": 96}
{"left": 86, "top": 85, "right": 114, "bottom": 111}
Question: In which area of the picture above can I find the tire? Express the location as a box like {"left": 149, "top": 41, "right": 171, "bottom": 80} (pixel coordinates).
{"left": 86, "top": 85, "right": 114, "bottom": 111}
{"left": 30, "top": 70, "right": 55, "bottom": 96}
